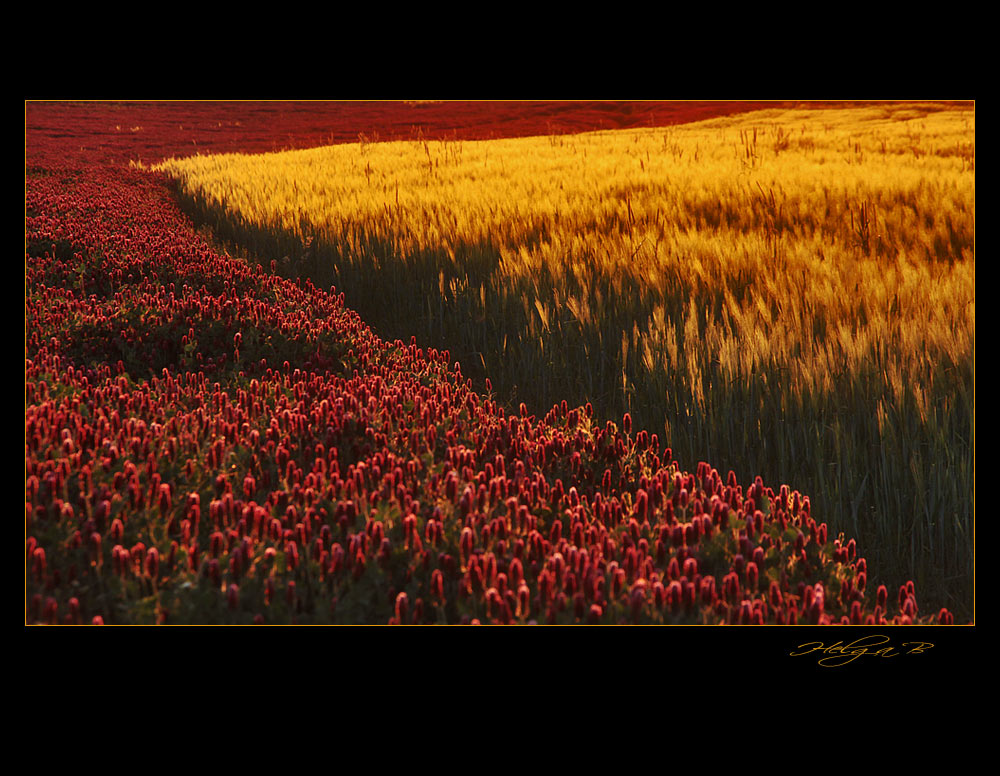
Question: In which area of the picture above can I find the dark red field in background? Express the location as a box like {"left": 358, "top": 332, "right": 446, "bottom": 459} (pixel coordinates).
{"left": 26, "top": 100, "right": 797, "bottom": 165}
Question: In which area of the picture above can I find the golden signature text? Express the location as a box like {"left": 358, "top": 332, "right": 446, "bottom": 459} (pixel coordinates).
{"left": 789, "top": 635, "right": 934, "bottom": 667}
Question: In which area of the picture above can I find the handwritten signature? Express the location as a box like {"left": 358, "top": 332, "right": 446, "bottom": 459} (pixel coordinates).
{"left": 789, "top": 635, "right": 934, "bottom": 667}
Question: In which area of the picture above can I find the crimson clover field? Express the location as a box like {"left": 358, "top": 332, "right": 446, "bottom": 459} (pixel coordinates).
{"left": 25, "top": 101, "right": 973, "bottom": 625}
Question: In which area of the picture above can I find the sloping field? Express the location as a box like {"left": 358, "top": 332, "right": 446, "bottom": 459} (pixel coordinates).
{"left": 25, "top": 100, "right": 971, "bottom": 625}
{"left": 26, "top": 100, "right": 787, "bottom": 165}
{"left": 156, "top": 103, "right": 976, "bottom": 618}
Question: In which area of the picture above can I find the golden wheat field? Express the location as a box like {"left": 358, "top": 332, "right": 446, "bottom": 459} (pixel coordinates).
{"left": 156, "top": 102, "right": 975, "bottom": 617}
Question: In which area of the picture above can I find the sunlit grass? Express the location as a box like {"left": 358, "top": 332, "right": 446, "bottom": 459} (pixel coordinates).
{"left": 156, "top": 102, "right": 975, "bottom": 616}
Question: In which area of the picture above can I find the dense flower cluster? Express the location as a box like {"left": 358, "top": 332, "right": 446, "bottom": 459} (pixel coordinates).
{"left": 24, "top": 103, "right": 958, "bottom": 624}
